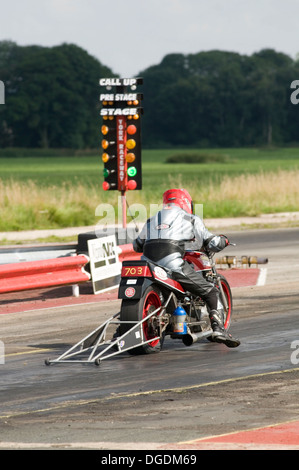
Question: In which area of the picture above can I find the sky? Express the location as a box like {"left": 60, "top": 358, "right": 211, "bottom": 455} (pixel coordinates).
{"left": 0, "top": 0, "right": 299, "bottom": 77}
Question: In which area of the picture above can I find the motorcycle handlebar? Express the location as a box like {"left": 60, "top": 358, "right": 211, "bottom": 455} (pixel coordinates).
{"left": 205, "top": 241, "right": 236, "bottom": 257}
{"left": 185, "top": 241, "right": 236, "bottom": 258}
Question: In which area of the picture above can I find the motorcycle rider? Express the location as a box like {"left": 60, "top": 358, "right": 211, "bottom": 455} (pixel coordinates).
{"left": 133, "top": 188, "right": 240, "bottom": 348}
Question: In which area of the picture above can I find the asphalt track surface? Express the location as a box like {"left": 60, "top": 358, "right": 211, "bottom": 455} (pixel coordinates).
{"left": 0, "top": 227, "right": 299, "bottom": 451}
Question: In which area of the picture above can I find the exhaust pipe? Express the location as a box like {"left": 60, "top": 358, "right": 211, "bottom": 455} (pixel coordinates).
{"left": 182, "top": 330, "right": 213, "bottom": 346}
{"left": 182, "top": 333, "right": 199, "bottom": 346}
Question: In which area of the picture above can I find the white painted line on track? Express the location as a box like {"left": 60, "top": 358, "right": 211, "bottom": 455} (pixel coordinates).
{"left": 257, "top": 268, "right": 267, "bottom": 286}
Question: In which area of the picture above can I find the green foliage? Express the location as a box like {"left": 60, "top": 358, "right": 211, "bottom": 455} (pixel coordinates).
{"left": 141, "top": 49, "right": 299, "bottom": 148}
{"left": 0, "top": 41, "right": 115, "bottom": 149}
{"left": 0, "top": 42, "right": 299, "bottom": 149}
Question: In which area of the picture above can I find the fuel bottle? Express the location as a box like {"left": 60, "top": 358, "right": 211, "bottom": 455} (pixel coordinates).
{"left": 172, "top": 304, "right": 187, "bottom": 335}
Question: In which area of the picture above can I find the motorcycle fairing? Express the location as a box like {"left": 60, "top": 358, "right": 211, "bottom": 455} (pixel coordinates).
{"left": 183, "top": 250, "right": 211, "bottom": 271}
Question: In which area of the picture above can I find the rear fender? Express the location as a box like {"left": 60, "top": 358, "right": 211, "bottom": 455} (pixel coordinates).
{"left": 118, "top": 277, "right": 154, "bottom": 300}
{"left": 118, "top": 260, "right": 154, "bottom": 300}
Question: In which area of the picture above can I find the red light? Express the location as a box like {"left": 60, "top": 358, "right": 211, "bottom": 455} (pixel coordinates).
{"left": 127, "top": 124, "right": 137, "bottom": 135}
{"left": 127, "top": 180, "right": 137, "bottom": 190}
{"left": 102, "top": 181, "right": 110, "bottom": 191}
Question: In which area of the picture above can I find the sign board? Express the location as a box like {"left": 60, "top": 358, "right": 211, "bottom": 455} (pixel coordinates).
{"left": 99, "top": 77, "right": 143, "bottom": 192}
{"left": 87, "top": 235, "right": 121, "bottom": 294}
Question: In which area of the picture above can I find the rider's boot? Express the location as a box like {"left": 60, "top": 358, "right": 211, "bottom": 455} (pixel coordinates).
{"left": 209, "top": 309, "right": 240, "bottom": 348}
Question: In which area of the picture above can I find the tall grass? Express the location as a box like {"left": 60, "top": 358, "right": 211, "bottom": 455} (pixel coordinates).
{"left": 0, "top": 180, "right": 103, "bottom": 230}
{"left": 199, "top": 169, "right": 299, "bottom": 217}
{"left": 1, "top": 169, "right": 299, "bottom": 231}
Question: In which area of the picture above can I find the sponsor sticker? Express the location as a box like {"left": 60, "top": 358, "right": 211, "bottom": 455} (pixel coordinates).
{"left": 154, "top": 266, "right": 168, "bottom": 280}
{"left": 125, "top": 287, "right": 136, "bottom": 297}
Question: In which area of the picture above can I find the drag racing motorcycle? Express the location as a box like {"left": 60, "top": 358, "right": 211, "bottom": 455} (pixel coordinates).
{"left": 45, "top": 246, "right": 235, "bottom": 366}
{"left": 117, "top": 247, "right": 233, "bottom": 355}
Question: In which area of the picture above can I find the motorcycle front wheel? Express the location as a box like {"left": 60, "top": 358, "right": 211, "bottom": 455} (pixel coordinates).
{"left": 119, "top": 286, "right": 163, "bottom": 354}
{"left": 218, "top": 274, "right": 233, "bottom": 330}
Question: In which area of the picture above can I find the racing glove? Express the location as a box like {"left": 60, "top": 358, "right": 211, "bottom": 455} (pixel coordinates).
{"left": 205, "top": 234, "right": 229, "bottom": 252}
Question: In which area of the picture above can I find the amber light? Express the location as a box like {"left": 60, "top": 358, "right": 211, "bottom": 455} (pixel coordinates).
{"left": 126, "top": 139, "right": 136, "bottom": 150}
{"left": 101, "top": 125, "right": 109, "bottom": 135}
{"left": 102, "top": 153, "right": 110, "bottom": 162}
{"left": 126, "top": 153, "right": 135, "bottom": 163}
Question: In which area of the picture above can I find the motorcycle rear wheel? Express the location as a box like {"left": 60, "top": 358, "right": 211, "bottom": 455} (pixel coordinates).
{"left": 119, "top": 286, "right": 163, "bottom": 355}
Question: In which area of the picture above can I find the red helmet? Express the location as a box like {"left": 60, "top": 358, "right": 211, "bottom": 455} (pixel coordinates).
{"left": 163, "top": 188, "right": 193, "bottom": 214}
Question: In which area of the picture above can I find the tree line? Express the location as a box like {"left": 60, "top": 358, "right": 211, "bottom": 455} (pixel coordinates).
{"left": 0, "top": 40, "right": 299, "bottom": 149}
{"left": 0, "top": 41, "right": 112, "bottom": 149}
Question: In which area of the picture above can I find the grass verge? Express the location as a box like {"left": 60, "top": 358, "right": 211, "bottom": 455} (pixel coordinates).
{"left": 0, "top": 168, "right": 299, "bottom": 231}
{"left": 0, "top": 147, "right": 299, "bottom": 230}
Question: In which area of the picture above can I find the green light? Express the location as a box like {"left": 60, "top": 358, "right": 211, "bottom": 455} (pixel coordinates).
{"left": 127, "top": 166, "right": 137, "bottom": 177}
{"left": 103, "top": 168, "right": 109, "bottom": 178}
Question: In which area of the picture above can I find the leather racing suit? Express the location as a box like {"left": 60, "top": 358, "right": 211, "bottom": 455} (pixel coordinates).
{"left": 133, "top": 204, "right": 227, "bottom": 312}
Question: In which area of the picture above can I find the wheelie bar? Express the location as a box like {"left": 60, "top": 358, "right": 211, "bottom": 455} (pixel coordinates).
{"left": 45, "top": 305, "right": 165, "bottom": 366}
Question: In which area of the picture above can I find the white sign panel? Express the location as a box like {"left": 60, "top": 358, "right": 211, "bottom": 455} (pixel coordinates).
{"left": 87, "top": 235, "right": 121, "bottom": 294}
